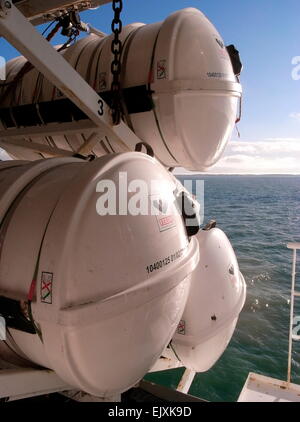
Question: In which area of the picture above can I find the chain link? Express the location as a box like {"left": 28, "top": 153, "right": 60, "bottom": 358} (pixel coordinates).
{"left": 110, "top": 0, "right": 123, "bottom": 125}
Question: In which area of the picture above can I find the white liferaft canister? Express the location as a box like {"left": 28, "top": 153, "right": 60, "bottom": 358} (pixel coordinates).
{"left": 0, "top": 8, "right": 241, "bottom": 170}
{"left": 171, "top": 227, "right": 246, "bottom": 372}
{"left": 0, "top": 153, "right": 199, "bottom": 396}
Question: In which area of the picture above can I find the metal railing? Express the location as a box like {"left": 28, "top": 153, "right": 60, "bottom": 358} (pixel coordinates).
{"left": 287, "top": 242, "right": 300, "bottom": 383}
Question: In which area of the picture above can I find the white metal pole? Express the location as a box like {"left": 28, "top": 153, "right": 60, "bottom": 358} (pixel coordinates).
{"left": 287, "top": 248, "right": 297, "bottom": 384}
{"left": 86, "top": 24, "right": 106, "bottom": 38}
{"left": 177, "top": 368, "right": 196, "bottom": 394}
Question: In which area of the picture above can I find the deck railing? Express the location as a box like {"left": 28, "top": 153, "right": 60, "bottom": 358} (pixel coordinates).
{"left": 287, "top": 242, "right": 300, "bottom": 383}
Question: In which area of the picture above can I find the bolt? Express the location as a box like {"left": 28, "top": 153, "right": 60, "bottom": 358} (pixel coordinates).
{"left": 229, "top": 264, "right": 235, "bottom": 275}
{"left": 0, "top": 0, "right": 12, "bottom": 18}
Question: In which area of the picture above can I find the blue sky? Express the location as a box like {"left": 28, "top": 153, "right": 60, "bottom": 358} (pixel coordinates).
{"left": 1, "top": 0, "right": 300, "bottom": 173}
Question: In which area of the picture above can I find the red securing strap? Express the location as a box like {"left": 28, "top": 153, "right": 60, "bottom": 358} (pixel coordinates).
{"left": 28, "top": 279, "right": 37, "bottom": 302}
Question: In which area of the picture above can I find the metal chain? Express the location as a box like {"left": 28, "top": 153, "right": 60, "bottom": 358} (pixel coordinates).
{"left": 110, "top": 0, "right": 123, "bottom": 125}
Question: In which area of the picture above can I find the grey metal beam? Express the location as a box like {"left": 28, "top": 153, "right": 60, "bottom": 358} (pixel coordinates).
{"left": 0, "top": 367, "right": 72, "bottom": 401}
{"left": 0, "top": 2, "right": 140, "bottom": 153}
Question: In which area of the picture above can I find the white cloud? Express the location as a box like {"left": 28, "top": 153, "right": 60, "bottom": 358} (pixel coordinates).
{"left": 175, "top": 138, "right": 300, "bottom": 175}
{"left": 1, "top": 139, "right": 299, "bottom": 175}
{"left": 290, "top": 112, "right": 300, "bottom": 121}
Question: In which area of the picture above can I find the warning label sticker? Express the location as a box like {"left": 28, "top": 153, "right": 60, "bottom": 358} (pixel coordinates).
{"left": 156, "top": 214, "right": 176, "bottom": 232}
{"left": 177, "top": 320, "right": 186, "bottom": 335}
{"left": 41, "top": 272, "right": 53, "bottom": 304}
{"left": 99, "top": 72, "right": 107, "bottom": 91}
{"left": 157, "top": 59, "right": 167, "bottom": 79}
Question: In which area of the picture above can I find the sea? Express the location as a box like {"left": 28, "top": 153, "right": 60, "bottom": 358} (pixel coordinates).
{"left": 145, "top": 175, "right": 300, "bottom": 402}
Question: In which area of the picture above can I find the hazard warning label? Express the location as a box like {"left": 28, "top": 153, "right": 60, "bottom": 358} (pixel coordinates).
{"left": 156, "top": 214, "right": 176, "bottom": 232}
{"left": 99, "top": 72, "right": 107, "bottom": 91}
{"left": 157, "top": 59, "right": 167, "bottom": 79}
{"left": 41, "top": 272, "right": 53, "bottom": 304}
{"left": 177, "top": 320, "right": 186, "bottom": 335}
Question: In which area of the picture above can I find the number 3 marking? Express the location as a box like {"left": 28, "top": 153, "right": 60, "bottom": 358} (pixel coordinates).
{"left": 98, "top": 99, "right": 104, "bottom": 116}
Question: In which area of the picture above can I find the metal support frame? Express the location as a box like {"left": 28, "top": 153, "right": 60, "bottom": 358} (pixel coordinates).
{"left": 0, "top": 1, "right": 142, "bottom": 155}
{"left": 0, "top": 137, "right": 74, "bottom": 157}
{"left": 0, "top": 364, "right": 200, "bottom": 402}
{"left": 0, "top": 121, "right": 97, "bottom": 139}
{"left": 0, "top": 365, "right": 123, "bottom": 401}
{"left": 3, "top": 2, "right": 112, "bottom": 26}
{"left": 287, "top": 242, "right": 300, "bottom": 384}
{"left": 0, "top": 367, "right": 72, "bottom": 401}
{"left": 138, "top": 380, "right": 204, "bottom": 402}
{"left": 238, "top": 372, "right": 300, "bottom": 402}
{"left": 149, "top": 347, "right": 196, "bottom": 395}
{"left": 149, "top": 348, "right": 184, "bottom": 373}
{"left": 61, "top": 390, "right": 121, "bottom": 402}
{"left": 176, "top": 368, "right": 196, "bottom": 394}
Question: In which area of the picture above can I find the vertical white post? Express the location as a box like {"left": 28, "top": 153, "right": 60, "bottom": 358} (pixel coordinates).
{"left": 176, "top": 368, "right": 196, "bottom": 394}
{"left": 287, "top": 247, "right": 297, "bottom": 384}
